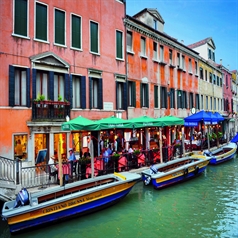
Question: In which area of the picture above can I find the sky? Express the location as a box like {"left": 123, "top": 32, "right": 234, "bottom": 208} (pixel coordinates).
{"left": 126, "top": 0, "right": 238, "bottom": 71}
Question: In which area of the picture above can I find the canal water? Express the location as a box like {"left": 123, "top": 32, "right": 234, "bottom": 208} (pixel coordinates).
{"left": 1, "top": 155, "right": 238, "bottom": 238}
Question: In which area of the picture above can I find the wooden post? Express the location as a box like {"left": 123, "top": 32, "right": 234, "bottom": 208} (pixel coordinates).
{"left": 58, "top": 140, "right": 63, "bottom": 186}
{"left": 159, "top": 127, "right": 163, "bottom": 163}
{"left": 181, "top": 127, "right": 185, "bottom": 157}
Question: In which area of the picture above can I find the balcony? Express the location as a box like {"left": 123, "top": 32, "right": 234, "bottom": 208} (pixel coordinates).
{"left": 32, "top": 100, "right": 70, "bottom": 121}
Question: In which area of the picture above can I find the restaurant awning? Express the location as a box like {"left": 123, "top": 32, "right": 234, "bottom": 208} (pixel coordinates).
{"left": 95, "top": 116, "right": 132, "bottom": 130}
{"left": 61, "top": 116, "right": 99, "bottom": 131}
{"left": 155, "top": 115, "right": 184, "bottom": 127}
{"left": 184, "top": 110, "right": 214, "bottom": 126}
{"left": 127, "top": 115, "right": 159, "bottom": 128}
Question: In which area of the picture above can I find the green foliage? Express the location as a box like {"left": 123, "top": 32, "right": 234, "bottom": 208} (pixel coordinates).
{"left": 35, "top": 93, "right": 45, "bottom": 101}
{"left": 78, "top": 157, "right": 91, "bottom": 164}
{"left": 58, "top": 95, "right": 62, "bottom": 101}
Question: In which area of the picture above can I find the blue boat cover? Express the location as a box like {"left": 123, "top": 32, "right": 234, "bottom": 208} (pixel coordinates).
{"left": 231, "top": 133, "right": 238, "bottom": 143}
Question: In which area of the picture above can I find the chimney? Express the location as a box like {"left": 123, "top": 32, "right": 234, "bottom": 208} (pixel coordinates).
{"left": 220, "top": 59, "right": 222, "bottom": 65}
{"left": 181, "top": 40, "right": 184, "bottom": 44}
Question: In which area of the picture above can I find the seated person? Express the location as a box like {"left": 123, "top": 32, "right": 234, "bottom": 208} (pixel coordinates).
{"left": 84, "top": 148, "right": 91, "bottom": 158}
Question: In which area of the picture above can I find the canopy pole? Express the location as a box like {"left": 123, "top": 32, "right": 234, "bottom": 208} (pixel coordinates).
{"left": 207, "top": 125, "right": 210, "bottom": 151}
{"left": 58, "top": 140, "right": 63, "bottom": 186}
{"left": 159, "top": 127, "right": 163, "bottom": 163}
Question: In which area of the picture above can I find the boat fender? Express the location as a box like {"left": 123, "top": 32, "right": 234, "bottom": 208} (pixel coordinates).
{"left": 14, "top": 188, "right": 29, "bottom": 208}
{"left": 144, "top": 175, "right": 151, "bottom": 186}
{"left": 183, "top": 168, "right": 189, "bottom": 176}
{"left": 150, "top": 165, "right": 158, "bottom": 174}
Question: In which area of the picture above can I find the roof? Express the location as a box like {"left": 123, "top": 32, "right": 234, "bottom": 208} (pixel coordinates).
{"left": 187, "top": 37, "right": 216, "bottom": 50}
{"left": 133, "top": 8, "right": 165, "bottom": 24}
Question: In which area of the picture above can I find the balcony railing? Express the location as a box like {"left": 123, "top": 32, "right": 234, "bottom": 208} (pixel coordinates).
{"left": 32, "top": 100, "right": 70, "bottom": 121}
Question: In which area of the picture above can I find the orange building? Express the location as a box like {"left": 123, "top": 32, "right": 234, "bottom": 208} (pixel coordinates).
{"left": 0, "top": 0, "right": 126, "bottom": 163}
{"left": 124, "top": 9, "right": 200, "bottom": 145}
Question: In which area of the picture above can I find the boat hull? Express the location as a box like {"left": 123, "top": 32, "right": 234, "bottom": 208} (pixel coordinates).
{"left": 2, "top": 172, "right": 140, "bottom": 233}
{"left": 141, "top": 156, "right": 210, "bottom": 189}
{"left": 207, "top": 142, "right": 237, "bottom": 165}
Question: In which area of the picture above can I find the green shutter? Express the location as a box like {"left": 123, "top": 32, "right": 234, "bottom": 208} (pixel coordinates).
{"left": 9, "top": 66, "right": 15, "bottom": 107}
{"left": 36, "top": 3, "right": 47, "bottom": 41}
{"left": 81, "top": 76, "right": 86, "bottom": 109}
{"left": 146, "top": 84, "right": 149, "bottom": 108}
{"left": 90, "top": 22, "right": 98, "bottom": 53}
{"left": 14, "top": 0, "right": 27, "bottom": 36}
{"left": 89, "top": 77, "right": 92, "bottom": 109}
{"left": 55, "top": 9, "right": 65, "bottom": 45}
{"left": 72, "top": 15, "right": 81, "bottom": 49}
{"left": 154, "top": 85, "right": 158, "bottom": 108}
{"left": 123, "top": 82, "right": 127, "bottom": 110}
{"left": 98, "top": 78, "right": 103, "bottom": 109}
{"left": 116, "top": 31, "right": 123, "bottom": 59}
{"left": 140, "top": 83, "right": 143, "bottom": 108}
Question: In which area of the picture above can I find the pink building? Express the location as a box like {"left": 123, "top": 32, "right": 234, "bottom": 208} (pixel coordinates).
{"left": 0, "top": 0, "right": 126, "bottom": 163}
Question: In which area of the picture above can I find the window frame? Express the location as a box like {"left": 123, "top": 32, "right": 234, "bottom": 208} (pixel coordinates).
{"left": 35, "top": 1, "right": 48, "bottom": 42}
{"left": 90, "top": 20, "right": 99, "bottom": 54}
{"left": 116, "top": 30, "right": 123, "bottom": 60}
{"left": 126, "top": 31, "right": 133, "bottom": 53}
{"left": 13, "top": 0, "right": 29, "bottom": 38}
{"left": 140, "top": 36, "right": 146, "bottom": 57}
{"left": 71, "top": 13, "right": 82, "bottom": 50}
{"left": 54, "top": 8, "right": 66, "bottom": 46}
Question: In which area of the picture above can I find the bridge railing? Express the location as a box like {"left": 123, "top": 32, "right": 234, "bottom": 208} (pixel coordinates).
{"left": 0, "top": 156, "right": 20, "bottom": 184}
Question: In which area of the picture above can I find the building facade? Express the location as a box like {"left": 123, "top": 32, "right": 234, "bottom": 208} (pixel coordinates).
{"left": 0, "top": 0, "right": 126, "bottom": 164}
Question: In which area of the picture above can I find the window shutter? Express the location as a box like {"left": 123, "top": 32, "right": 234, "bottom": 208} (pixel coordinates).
{"left": 64, "top": 73, "right": 69, "bottom": 100}
{"left": 81, "top": 76, "right": 86, "bottom": 109}
{"left": 49, "top": 71, "right": 54, "bottom": 100}
{"left": 146, "top": 84, "right": 149, "bottom": 108}
{"left": 72, "top": 15, "right": 81, "bottom": 49}
{"left": 116, "top": 82, "right": 118, "bottom": 110}
{"left": 140, "top": 83, "right": 143, "bottom": 108}
{"left": 26, "top": 68, "right": 30, "bottom": 107}
{"left": 69, "top": 74, "right": 72, "bottom": 108}
{"left": 98, "top": 78, "right": 103, "bottom": 109}
{"left": 9, "top": 65, "right": 15, "bottom": 107}
{"left": 132, "top": 82, "right": 136, "bottom": 107}
{"left": 55, "top": 10, "right": 65, "bottom": 45}
{"left": 36, "top": 3, "right": 47, "bottom": 41}
{"left": 116, "top": 31, "right": 123, "bottom": 59}
{"left": 89, "top": 77, "right": 92, "bottom": 109}
{"left": 90, "top": 22, "right": 98, "bottom": 53}
{"left": 123, "top": 82, "right": 127, "bottom": 110}
{"left": 32, "top": 68, "right": 37, "bottom": 100}
{"left": 154, "top": 86, "right": 158, "bottom": 108}
{"left": 14, "top": 0, "right": 27, "bottom": 36}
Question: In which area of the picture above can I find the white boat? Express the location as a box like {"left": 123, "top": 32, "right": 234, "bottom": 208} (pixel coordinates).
{"left": 2, "top": 172, "right": 141, "bottom": 233}
{"left": 141, "top": 155, "right": 210, "bottom": 189}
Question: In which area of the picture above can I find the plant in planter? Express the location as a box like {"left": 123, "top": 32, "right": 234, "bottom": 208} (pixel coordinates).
{"left": 78, "top": 157, "right": 91, "bottom": 165}
{"left": 133, "top": 150, "right": 140, "bottom": 156}
{"left": 111, "top": 153, "right": 120, "bottom": 161}
{"left": 58, "top": 95, "right": 62, "bottom": 101}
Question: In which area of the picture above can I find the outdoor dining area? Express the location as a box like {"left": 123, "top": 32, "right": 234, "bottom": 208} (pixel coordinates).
{"left": 55, "top": 111, "right": 225, "bottom": 181}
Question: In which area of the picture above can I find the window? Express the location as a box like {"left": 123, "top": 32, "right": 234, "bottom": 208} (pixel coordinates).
{"left": 128, "top": 81, "right": 136, "bottom": 107}
{"left": 189, "top": 59, "right": 192, "bottom": 73}
{"left": 35, "top": 2, "right": 47, "bottom": 41}
{"left": 153, "top": 19, "right": 157, "bottom": 30}
{"left": 210, "top": 96, "right": 212, "bottom": 110}
{"left": 205, "top": 70, "right": 207, "bottom": 81}
{"left": 220, "top": 77, "right": 222, "bottom": 87}
{"left": 182, "top": 55, "right": 185, "bottom": 70}
{"left": 209, "top": 72, "right": 212, "bottom": 83}
{"left": 71, "top": 14, "right": 81, "bottom": 49}
{"left": 9, "top": 66, "right": 30, "bottom": 107}
{"left": 116, "top": 30, "right": 123, "bottom": 59}
{"left": 14, "top": 0, "right": 28, "bottom": 37}
{"left": 195, "top": 61, "right": 198, "bottom": 75}
{"left": 116, "top": 82, "right": 127, "bottom": 109}
{"left": 206, "top": 96, "right": 208, "bottom": 110}
{"left": 226, "top": 75, "right": 228, "bottom": 87}
{"left": 54, "top": 73, "right": 65, "bottom": 101}
{"left": 90, "top": 21, "right": 99, "bottom": 54}
{"left": 72, "top": 75, "right": 86, "bottom": 108}
{"left": 154, "top": 85, "right": 158, "bottom": 108}
{"left": 208, "top": 49, "right": 212, "bottom": 59}
{"left": 153, "top": 42, "right": 158, "bottom": 60}
{"left": 140, "top": 37, "right": 146, "bottom": 56}
{"left": 214, "top": 97, "right": 216, "bottom": 110}
{"left": 169, "top": 88, "right": 175, "bottom": 109}
{"left": 177, "top": 53, "right": 180, "bottom": 68}
{"left": 140, "top": 83, "right": 149, "bottom": 107}
{"left": 189, "top": 93, "right": 194, "bottom": 109}
{"left": 200, "top": 67, "right": 203, "bottom": 79}
{"left": 14, "top": 134, "right": 28, "bottom": 160}
{"left": 36, "top": 71, "right": 48, "bottom": 100}
{"left": 160, "top": 45, "right": 164, "bottom": 62}
{"left": 178, "top": 90, "right": 186, "bottom": 109}
{"left": 201, "top": 95, "right": 204, "bottom": 109}
{"left": 127, "top": 31, "right": 132, "bottom": 52}
{"left": 216, "top": 76, "right": 219, "bottom": 86}
{"left": 195, "top": 94, "right": 200, "bottom": 109}
{"left": 169, "top": 49, "right": 173, "bottom": 65}
{"left": 54, "top": 9, "right": 65, "bottom": 45}
{"left": 89, "top": 77, "right": 103, "bottom": 109}
{"left": 160, "top": 86, "right": 167, "bottom": 109}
